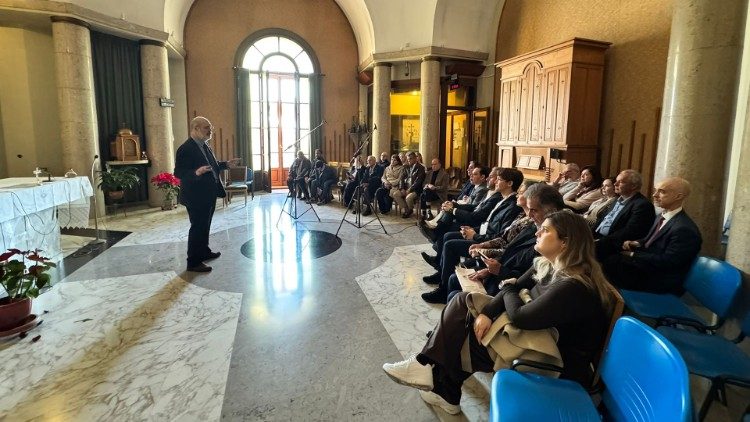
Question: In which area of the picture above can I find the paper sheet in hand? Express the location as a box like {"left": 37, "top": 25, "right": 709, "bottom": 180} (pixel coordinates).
{"left": 455, "top": 266, "right": 487, "bottom": 294}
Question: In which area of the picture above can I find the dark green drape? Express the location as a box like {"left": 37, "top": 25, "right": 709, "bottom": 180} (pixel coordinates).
{"left": 90, "top": 31, "right": 147, "bottom": 202}
{"left": 235, "top": 67, "right": 251, "bottom": 167}
{"left": 309, "top": 74, "right": 323, "bottom": 153}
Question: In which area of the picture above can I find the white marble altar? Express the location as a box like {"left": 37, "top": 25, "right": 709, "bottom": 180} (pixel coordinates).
{"left": 0, "top": 177, "right": 92, "bottom": 258}
{"left": 0, "top": 271, "right": 242, "bottom": 421}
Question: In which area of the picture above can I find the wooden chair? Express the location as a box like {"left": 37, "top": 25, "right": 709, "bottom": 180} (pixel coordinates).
{"left": 446, "top": 167, "right": 464, "bottom": 200}
{"left": 224, "top": 166, "right": 249, "bottom": 206}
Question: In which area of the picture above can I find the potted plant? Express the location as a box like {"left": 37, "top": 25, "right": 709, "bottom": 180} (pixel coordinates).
{"left": 151, "top": 172, "right": 181, "bottom": 210}
{"left": 98, "top": 167, "right": 141, "bottom": 200}
{"left": 0, "top": 249, "right": 55, "bottom": 331}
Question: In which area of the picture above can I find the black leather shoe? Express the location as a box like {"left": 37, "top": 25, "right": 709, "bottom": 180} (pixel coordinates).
{"left": 419, "top": 225, "right": 437, "bottom": 242}
{"left": 427, "top": 211, "right": 435, "bottom": 220}
{"left": 187, "top": 263, "right": 212, "bottom": 272}
{"left": 362, "top": 208, "right": 372, "bottom": 216}
{"left": 203, "top": 251, "right": 221, "bottom": 261}
{"left": 421, "top": 252, "right": 437, "bottom": 267}
{"left": 421, "top": 288, "right": 447, "bottom": 304}
{"left": 422, "top": 272, "right": 441, "bottom": 285}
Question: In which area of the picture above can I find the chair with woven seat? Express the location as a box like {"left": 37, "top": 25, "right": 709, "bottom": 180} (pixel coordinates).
{"left": 490, "top": 316, "right": 692, "bottom": 422}
{"left": 657, "top": 312, "right": 750, "bottom": 420}
{"left": 620, "top": 256, "right": 741, "bottom": 332}
{"left": 224, "top": 166, "right": 249, "bottom": 206}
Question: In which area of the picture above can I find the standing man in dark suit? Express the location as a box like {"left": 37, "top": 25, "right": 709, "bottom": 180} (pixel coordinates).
{"left": 603, "top": 177, "right": 702, "bottom": 294}
{"left": 594, "top": 169, "right": 655, "bottom": 261}
{"left": 174, "top": 116, "right": 239, "bottom": 273}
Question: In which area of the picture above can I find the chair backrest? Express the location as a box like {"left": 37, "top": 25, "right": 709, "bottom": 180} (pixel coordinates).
{"left": 591, "top": 282, "right": 625, "bottom": 386}
{"left": 600, "top": 317, "right": 691, "bottom": 421}
{"left": 228, "top": 166, "right": 247, "bottom": 184}
{"left": 684, "top": 256, "right": 741, "bottom": 320}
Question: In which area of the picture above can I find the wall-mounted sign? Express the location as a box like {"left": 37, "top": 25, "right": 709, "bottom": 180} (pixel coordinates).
{"left": 159, "top": 98, "right": 175, "bottom": 108}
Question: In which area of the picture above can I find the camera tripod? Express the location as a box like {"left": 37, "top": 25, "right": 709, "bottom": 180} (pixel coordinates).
{"left": 276, "top": 185, "right": 320, "bottom": 226}
{"left": 335, "top": 184, "right": 387, "bottom": 236}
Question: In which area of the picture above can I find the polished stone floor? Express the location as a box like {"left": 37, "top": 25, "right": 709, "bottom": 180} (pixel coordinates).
{"left": 0, "top": 191, "right": 746, "bottom": 421}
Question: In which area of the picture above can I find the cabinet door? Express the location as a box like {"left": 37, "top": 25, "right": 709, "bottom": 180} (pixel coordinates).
{"left": 508, "top": 78, "right": 520, "bottom": 142}
{"left": 554, "top": 66, "right": 570, "bottom": 143}
{"left": 498, "top": 80, "right": 512, "bottom": 142}
{"left": 543, "top": 69, "right": 558, "bottom": 142}
{"left": 529, "top": 65, "right": 543, "bottom": 143}
{"left": 519, "top": 69, "right": 531, "bottom": 142}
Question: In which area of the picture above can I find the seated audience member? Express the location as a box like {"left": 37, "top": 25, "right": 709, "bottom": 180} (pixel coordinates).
{"left": 468, "top": 180, "right": 538, "bottom": 259}
{"left": 420, "top": 168, "right": 501, "bottom": 242}
{"left": 563, "top": 165, "right": 603, "bottom": 212}
{"left": 444, "top": 183, "right": 565, "bottom": 301}
{"left": 583, "top": 177, "right": 617, "bottom": 229}
{"left": 457, "top": 161, "right": 480, "bottom": 200}
{"left": 383, "top": 211, "right": 613, "bottom": 415}
{"left": 425, "top": 166, "right": 489, "bottom": 229}
{"left": 602, "top": 177, "right": 702, "bottom": 294}
{"left": 398, "top": 152, "right": 407, "bottom": 167}
{"left": 420, "top": 158, "right": 449, "bottom": 220}
{"left": 314, "top": 148, "right": 326, "bottom": 164}
{"left": 378, "top": 152, "right": 390, "bottom": 168}
{"left": 594, "top": 169, "right": 655, "bottom": 261}
{"left": 392, "top": 151, "right": 426, "bottom": 218}
{"left": 375, "top": 154, "right": 405, "bottom": 214}
{"left": 314, "top": 161, "right": 338, "bottom": 205}
{"left": 305, "top": 159, "right": 324, "bottom": 203}
{"left": 287, "top": 151, "right": 312, "bottom": 199}
{"left": 551, "top": 163, "right": 581, "bottom": 196}
{"left": 421, "top": 177, "right": 551, "bottom": 304}
{"left": 416, "top": 151, "right": 424, "bottom": 165}
{"left": 357, "top": 155, "right": 384, "bottom": 216}
{"left": 343, "top": 155, "right": 365, "bottom": 207}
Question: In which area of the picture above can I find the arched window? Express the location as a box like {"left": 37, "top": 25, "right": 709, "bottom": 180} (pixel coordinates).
{"left": 236, "top": 33, "right": 321, "bottom": 190}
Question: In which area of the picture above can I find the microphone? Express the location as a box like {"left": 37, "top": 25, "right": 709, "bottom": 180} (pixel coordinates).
{"left": 373, "top": 124, "right": 377, "bottom": 130}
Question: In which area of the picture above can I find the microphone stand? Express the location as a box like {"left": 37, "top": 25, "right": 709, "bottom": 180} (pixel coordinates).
{"left": 283, "top": 120, "right": 326, "bottom": 152}
{"left": 88, "top": 155, "right": 106, "bottom": 246}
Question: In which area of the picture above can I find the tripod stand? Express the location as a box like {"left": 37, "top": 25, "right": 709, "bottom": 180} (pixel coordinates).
{"left": 276, "top": 184, "right": 320, "bottom": 226}
{"left": 335, "top": 184, "right": 387, "bottom": 236}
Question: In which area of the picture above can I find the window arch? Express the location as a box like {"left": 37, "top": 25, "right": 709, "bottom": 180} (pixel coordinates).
{"left": 235, "top": 30, "right": 322, "bottom": 190}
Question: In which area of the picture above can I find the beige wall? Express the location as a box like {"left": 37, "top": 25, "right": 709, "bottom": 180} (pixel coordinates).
{"left": 169, "top": 56, "right": 189, "bottom": 152}
{"left": 0, "top": 26, "right": 63, "bottom": 177}
{"left": 183, "top": 0, "right": 358, "bottom": 162}
{"left": 494, "top": 0, "right": 673, "bottom": 190}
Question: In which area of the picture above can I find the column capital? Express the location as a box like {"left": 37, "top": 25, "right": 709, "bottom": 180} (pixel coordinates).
{"left": 50, "top": 16, "right": 90, "bottom": 29}
{"left": 139, "top": 39, "right": 167, "bottom": 48}
{"left": 373, "top": 62, "right": 392, "bottom": 68}
{"left": 422, "top": 56, "right": 441, "bottom": 62}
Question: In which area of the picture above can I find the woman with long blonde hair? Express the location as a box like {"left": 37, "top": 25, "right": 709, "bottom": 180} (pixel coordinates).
{"left": 383, "top": 211, "right": 613, "bottom": 415}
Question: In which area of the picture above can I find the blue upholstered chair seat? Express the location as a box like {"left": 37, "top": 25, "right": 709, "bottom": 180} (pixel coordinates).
{"left": 620, "top": 290, "right": 706, "bottom": 324}
{"left": 657, "top": 326, "right": 750, "bottom": 380}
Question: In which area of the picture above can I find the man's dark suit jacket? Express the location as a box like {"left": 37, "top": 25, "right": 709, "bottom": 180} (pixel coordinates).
{"left": 466, "top": 184, "right": 488, "bottom": 206}
{"left": 472, "top": 194, "right": 523, "bottom": 243}
{"left": 401, "top": 163, "right": 426, "bottom": 193}
{"left": 174, "top": 138, "right": 228, "bottom": 208}
{"left": 453, "top": 192, "right": 502, "bottom": 226}
{"left": 362, "top": 164, "right": 384, "bottom": 187}
{"left": 485, "top": 224, "right": 540, "bottom": 295}
{"left": 290, "top": 157, "right": 312, "bottom": 180}
{"left": 629, "top": 210, "right": 702, "bottom": 292}
{"left": 595, "top": 192, "right": 655, "bottom": 258}
{"left": 458, "top": 180, "right": 474, "bottom": 199}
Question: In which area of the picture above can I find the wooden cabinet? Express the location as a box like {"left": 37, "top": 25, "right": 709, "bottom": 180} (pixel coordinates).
{"left": 496, "top": 38, "right": 610, "bottom": 180}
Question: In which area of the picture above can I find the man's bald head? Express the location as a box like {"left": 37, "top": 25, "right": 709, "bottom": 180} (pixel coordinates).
{"left": 190, "top": 116, "right": 213, "bottom": 142}
{"left": 653, "top": 177, "right": 691, "bottom": 211}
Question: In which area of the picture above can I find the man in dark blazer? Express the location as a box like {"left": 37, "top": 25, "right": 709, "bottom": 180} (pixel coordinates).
{"left": 603, "top": 177, "right": 702, "bottom": 294}
{"left": 594, "top": 169, "right": 655, "bottom": 261}
{"left": 393, "top": 151, "right": 426, "bottom": 218}
{"left": 174, "top": 116, "right": 239, "bottom": 272}
{"left": 419, "top": 158, "right": 450, "bottom": 219}
{"left": 359, "top": 155, "right": 384, "bottom": 215}
{"left": 288, "top": 151, "right": 312, "bottom": 200}
{"left": 456, "top": 160, "right": 480, "bottom": 200}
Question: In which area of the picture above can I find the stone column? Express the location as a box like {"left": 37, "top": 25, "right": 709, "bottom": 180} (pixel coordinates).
{"left": 419, "top": 56, "right": 441, "bottom": 162}
{"left": 140, "top": 40, "right": 175, "bottom": 207}
{"left": 727, "top": 99, "right": 750, "bottom": 273}
{"left": 372, "top": 62, "right": 392, "bottom": 156}
{"left": 50, "top": 16, "right": 103, "bottom": 216}
{"left": 655, "top": 0, "right": 746, "bottom": 256}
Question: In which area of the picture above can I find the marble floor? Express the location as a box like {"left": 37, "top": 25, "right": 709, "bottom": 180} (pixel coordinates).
{"left": 0, "top": 191, "right": 746, "bottom": 421}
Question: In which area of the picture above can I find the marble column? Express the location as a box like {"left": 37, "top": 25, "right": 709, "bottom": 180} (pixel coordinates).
{"left": 140, "top": 40, "right": 175, "bottom": 207}
{"left": 372, "top": 63, "right": 392, "bottom": 156}
{"left": 419, "top": 57, "right": 441, "bottom": 162}
{"left": 655, "top": 0, "right": 746, "bottom": 256}
{"left": 727, "top": 99, "right": 750, "bottom": 273}
{"left": 50, "top": 16, "right": 104, "bottom": 216}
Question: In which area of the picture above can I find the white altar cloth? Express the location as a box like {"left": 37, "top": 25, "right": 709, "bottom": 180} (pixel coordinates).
{"left": 0, "top": 177, "right": 93, "bottom": 258}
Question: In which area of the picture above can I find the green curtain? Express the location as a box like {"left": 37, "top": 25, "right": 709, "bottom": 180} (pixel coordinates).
{"left": 234, "top": 67, "right": 251, "bottom": 166}
{"left": 309, "top": 74, "right": 323, "bottom": 153}
{"left": 90, "top": 31, "right": 147, "bottom": 202}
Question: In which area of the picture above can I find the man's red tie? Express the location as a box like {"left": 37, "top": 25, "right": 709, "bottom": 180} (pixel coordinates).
{"left": 644, "top": 216, "right": 665, "bottom": 248}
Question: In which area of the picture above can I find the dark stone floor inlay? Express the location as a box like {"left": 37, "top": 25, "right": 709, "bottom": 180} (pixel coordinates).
{"left": 240, "top": 228, "right": 341, "bottom": 262}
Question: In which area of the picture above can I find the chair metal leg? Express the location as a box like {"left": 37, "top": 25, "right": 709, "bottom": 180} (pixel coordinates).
{"left": 698, "top": 380, "right": 721, "bottom": 421}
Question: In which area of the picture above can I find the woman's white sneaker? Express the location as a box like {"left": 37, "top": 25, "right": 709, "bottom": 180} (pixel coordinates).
{"left": 382, "top": 354, "right": 433, "bottom": 391}
{"left": 419, "top": 390, "right": 461, "bottom": 415}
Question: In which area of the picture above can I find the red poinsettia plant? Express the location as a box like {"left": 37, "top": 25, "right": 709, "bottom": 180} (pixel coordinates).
{"left": 150, "top": 172, "right": 181, "bottom": 201}
{"left": 0, "top": 249, "right": 56, "bottom": 302}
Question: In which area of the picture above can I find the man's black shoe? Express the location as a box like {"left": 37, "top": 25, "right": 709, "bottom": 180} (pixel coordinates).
{"left": 362, "top": 208, "right": 372, "bottom": 216}
{"left": 421, "top": 288, "right": 447, "bottom": 304}
{"left": 422, "top": 272, "right": 441, "bottom": 285}
{"left": 203, "top": 251, "right": 221, "bottom": 261}
{"left": 187, "top": 263, "right": 212, "bottom": 272}
{"left": 427, "top": 211, "right": 435, "bottom": 220}
{"left": 402, "top": 209, "right": 413, "bottom": 218}
{"left": 419, "top": 224, "right": 436, "bottom": 242}
{"left": 421, "top": 251, "right": 437, "bottom": 267}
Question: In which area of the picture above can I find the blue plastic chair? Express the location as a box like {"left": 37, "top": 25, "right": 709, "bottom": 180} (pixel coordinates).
{"left": 490, "top": 317, "right": 692, "bottom": 421}
{"left": 620, "top": 256, "right": 741, "bottom": 331}
{"left": 657, "top": 312, "right": 750, "bottom": 420}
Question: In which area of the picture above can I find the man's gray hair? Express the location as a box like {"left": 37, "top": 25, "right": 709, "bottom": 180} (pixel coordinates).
{"left": 524, "top": 183, "right": 564, "bottom": 215}
{"left": 621, "top": 169, "right": 643, "bottom": 190}
{"left": 406, "top": 151, "right": 417, "bottom": 158}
